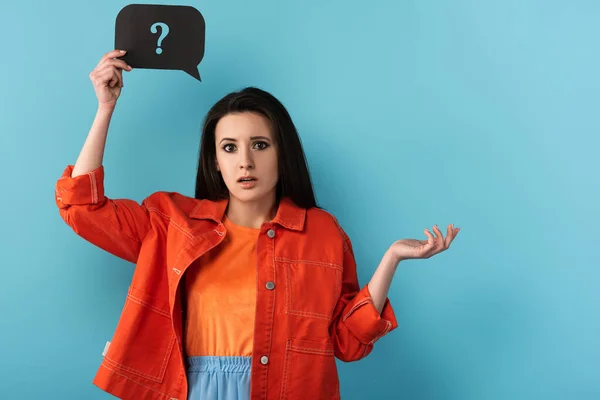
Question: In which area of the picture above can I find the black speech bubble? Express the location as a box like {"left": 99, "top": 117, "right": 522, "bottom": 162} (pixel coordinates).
{"left": 115, "top": 4, "right": 205, "bottom": 81}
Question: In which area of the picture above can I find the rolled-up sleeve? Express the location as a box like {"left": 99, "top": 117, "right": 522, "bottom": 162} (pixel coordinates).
{"left": 329, "top": 231, "right": 398, "bottom": 362}
{"left": 55, "top": 165, "right": 105, "bottom": 207}
{"left": 55, "top": 164, "right": 152, "bottom": 264}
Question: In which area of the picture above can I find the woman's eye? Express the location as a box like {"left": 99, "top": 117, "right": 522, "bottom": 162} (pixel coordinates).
{"left": 254, "top": 141, "right": 269, "bottom": 150}
{"left": 223, "top": 142, "right": 269, "bottom": 152}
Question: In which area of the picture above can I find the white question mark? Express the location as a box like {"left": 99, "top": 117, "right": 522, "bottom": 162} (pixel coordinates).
{"left": 150, "top": 22, "right": 169, "bottom": 54}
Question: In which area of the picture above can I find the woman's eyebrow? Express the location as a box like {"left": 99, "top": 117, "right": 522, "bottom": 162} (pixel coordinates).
{"left": 219, "top": 136, "right": 271, "bottom": 143}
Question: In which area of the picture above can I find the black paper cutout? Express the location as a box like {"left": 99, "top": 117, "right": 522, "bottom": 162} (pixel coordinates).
{"left": 114, "top": 4, "right": 205, "bottom": 81}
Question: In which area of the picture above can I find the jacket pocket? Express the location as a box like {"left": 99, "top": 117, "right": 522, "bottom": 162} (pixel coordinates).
{"left": 280, "top": 338, "right": 340, "bottom": 400}
{"left": 279, "top": 259, "right": 342, "bottom": 321}
{"left": 102, "top": 286, "right": 175, "bottom": 383}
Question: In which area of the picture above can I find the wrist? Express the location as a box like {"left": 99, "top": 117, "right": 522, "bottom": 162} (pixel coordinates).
{"left": 384, "top": 248, "right": 403, "bottom": 266}
{"left": 97, "top": 104, "right": 116, "bottom": 114}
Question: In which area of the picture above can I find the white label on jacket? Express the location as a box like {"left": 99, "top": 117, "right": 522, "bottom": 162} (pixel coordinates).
{"left": 102, "top": 341, "right": 111, "bottom": 357}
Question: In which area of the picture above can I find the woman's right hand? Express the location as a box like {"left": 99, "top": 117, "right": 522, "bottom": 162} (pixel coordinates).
{"left": 89, "top": 49, "right": 133, "bottom": 110}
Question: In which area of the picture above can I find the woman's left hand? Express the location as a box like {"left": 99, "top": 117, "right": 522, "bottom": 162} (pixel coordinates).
{"left": 388, "top": 224, "right": 460, "bottom": 262}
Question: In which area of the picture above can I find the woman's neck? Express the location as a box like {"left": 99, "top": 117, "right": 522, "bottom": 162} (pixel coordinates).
{"left": 225, "top": 195, "right": 278, "bottom": 229}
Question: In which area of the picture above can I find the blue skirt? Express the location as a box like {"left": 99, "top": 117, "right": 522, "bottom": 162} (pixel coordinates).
{"left": 186, "top": 356, "right": 252, "bottom": 400}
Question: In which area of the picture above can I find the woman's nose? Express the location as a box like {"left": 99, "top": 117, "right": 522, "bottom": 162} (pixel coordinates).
{"left": 239, "top": 150, "right": 254, "bottom": 169}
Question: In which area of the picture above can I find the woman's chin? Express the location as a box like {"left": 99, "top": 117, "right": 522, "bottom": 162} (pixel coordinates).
{"left": 229, "top": 187, "right": 276, "bottom": 204}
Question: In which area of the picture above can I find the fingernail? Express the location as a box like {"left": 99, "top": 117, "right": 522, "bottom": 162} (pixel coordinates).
{"left": 120, "top": 50, "right": 126, "bottom": 53}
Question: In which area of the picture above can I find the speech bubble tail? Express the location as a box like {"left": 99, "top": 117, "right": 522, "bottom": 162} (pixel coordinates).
{"left": 184, "top": 67, "right": 201, "bottom": 81}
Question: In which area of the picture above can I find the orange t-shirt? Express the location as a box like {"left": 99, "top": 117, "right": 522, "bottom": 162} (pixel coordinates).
{"left": 184, "top": 214, "right": 259, "bottom": 357}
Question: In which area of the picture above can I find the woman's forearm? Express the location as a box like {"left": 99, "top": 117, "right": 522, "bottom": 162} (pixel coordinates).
{"left": 367, "top": 250, "right": 400, "bottom": 314}
{"left": 71, "top": 106, "right": 115, "bottom": 178}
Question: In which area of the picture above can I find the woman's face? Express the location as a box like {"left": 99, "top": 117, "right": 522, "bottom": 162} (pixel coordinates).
{"left": 214, "top": 112, "right": 279, "bottom": 204}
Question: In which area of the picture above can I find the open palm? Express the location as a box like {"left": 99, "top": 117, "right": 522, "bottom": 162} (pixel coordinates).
{"left": 389, "top": 224, "right": 460, "bottom": 262}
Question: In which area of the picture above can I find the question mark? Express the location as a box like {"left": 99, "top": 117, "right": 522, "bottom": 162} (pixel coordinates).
{"left": 150, "top": 22, "right": 169, "bottom": 54}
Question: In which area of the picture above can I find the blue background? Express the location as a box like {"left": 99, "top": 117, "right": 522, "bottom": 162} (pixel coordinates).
{"left": 2, "top": 0, "right": 599, "bottom": 398}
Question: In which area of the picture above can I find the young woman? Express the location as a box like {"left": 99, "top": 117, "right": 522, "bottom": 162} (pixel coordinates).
{"left": 55, "top": 50, "right": 460, "bottom": 400}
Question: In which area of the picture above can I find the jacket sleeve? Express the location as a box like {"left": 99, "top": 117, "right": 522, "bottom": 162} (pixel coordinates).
{"left": 329, "top": 230, "right": 398, "bottom": 362}
{"left": 55, "top": 164, "right": 152, "bottom": 264}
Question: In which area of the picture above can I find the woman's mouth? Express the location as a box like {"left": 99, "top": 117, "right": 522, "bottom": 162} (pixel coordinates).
{"left": 238, "top": 177, "right": 257, "bottom": 189}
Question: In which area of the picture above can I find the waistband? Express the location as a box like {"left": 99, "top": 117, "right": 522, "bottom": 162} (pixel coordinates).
{"left": 186, "top": 356, "right": 252, "bottom": 373}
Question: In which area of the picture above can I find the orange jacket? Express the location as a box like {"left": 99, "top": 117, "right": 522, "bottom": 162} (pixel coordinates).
{"left": 55, "top": 164, "right": 398, "bottom": 400}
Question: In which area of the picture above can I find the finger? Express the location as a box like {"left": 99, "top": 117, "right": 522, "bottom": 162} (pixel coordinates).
{"left": 97, "top": 67, "right": 119, "bottom": 87}
{"left": 100, "top": 49, "right": 127, "bottom": 64}
{"left": 432, "top": 225, "right": 444, "bottom": 247}
{"left": 110, "top": 66, "right": 123, "bottom": 87}
{"left": 95, "top": 67, "right": 115, "bottom": 84}
{"left": 105, "top": 66, "right": 122, "bottom": 88}
{"left": 444, "top": 224, "right": 455, "bottom": 248}
{"left": 96, "top": 52, "right": 128, "bottom": 72}
{"left": 424, "top": 228, "right": 435, "bottom": 247}
{"left": 97, "top": 58, "right": 130, "bottom": 74}
{"left": 101, "top": 58, "right": 132, "bottom": 72}
{"left": 112, "top": 68, "right": 124, "bottom": 88}
{"left": 423, "top": 229, "right": 437, "bottom": 258}
{"left": 109, "top": 70, "right": 119, "bottom": 88}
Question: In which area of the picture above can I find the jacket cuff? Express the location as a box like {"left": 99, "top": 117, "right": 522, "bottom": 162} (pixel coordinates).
{"left": 55, "top": 165, "right": 105, "bottom": 208}
{"left": 342, "top": 284, "right": 398, "bottom": 345}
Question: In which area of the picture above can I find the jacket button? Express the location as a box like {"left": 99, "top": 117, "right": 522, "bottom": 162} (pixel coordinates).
{"left": 266, "top": 281, "right": 275, "bottom": 290}
{"left": 260, "top": 355, "right": 269, "bottom": 365}
{"left": 267, "top": 229, "right": 275, "bottom": 238}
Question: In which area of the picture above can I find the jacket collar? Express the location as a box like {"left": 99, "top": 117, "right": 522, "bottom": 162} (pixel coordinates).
{"left": 190, "top": 196, "right": 306, "bottom": 231}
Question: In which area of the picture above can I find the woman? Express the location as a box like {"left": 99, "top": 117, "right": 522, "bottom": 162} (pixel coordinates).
{"left": 55, "top": 50, "right": 460, "bottom": 400}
